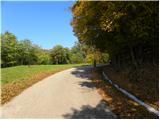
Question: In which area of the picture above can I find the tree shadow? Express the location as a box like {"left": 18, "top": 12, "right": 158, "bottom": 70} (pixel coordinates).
{"left": 63, "top": 100, "right": 116, "bottom": 119}
{"left": 71, "top": 66, "right": 93, "bottom": 79}
{"left": 65, "top": 65, "right": 116, "bottom": 118}
{"left": 72, "top": 64, "right": 107, "bottom": 79}
{"left": 71, "top": 66, "right": 97, "bottom": 89}
{"left": 79, "top": 81, "right": 96, "bottom": 89}
{"left": 71, "top": 65, "right": 107, "bottom": 89}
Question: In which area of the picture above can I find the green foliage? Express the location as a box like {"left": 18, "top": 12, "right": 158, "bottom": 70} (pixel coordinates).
{"left": 1, "top": 32, "right": 18, "bottom": 67}
{"left": 50, "top": 45, "right": 71, "bottom": 64}
{"left": 17, "top": 40, "right": 38, "bottom": 65}
{"left": 37, "top": 54, "right": 51, "bottom": 65}
{"left": 1, "top": 31, "right": 109, "bottom": 67}
{"left": 86, "top": 50, "right": 109, "bottom": 64}
{"left": 70, "top": 42, "right": 86, "bottom": 64}
{"left": 1, "top": 32, "right": 50, "bottom": 67}
{"left": 85, "top": 54, "right": 93, "bottom": 64}
{"left": 50, "top": 42, "right": 88, "bottom": 64}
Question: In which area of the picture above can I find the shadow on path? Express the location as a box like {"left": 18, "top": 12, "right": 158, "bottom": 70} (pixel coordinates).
{"left": 72, "top": 66, "right": 92, "bottom": 79}
{"left": 66, "top": 66, "right": 116, "bottom": 118}
{"left": 72, "top": 66, "right": 96, "bottom": 89}
{"left": 63, "top": 100, "right": 116, "bottom": 119}
{"left": 79, "top": 81, "right": 96, "bottom": 89}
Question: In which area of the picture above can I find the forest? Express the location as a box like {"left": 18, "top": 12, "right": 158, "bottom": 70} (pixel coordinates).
{"left": 71, "top": 1, "right": 158, "bottom": 72}
{"left": 1, "top": 31, "right": 109, "bottom": 68}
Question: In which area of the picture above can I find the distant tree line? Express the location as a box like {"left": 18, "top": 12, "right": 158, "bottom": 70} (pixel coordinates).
{"left": 71, "top": 1, "right": 159, "bottom": 70}
{"left": 1, "top": 31, "right": 109, "bottom": 68}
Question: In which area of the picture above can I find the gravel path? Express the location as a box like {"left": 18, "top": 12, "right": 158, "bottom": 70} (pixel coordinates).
{"left": 1, "top": 66, "right": 116, "bottom": 118}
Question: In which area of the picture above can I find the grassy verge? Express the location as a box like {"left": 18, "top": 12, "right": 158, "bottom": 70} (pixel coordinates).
{"left": 103, "top": 65, "right": 158, "bottom": 110}
{"left": 1, "top": 64, "right": 84, "bottom": 104}
{"left": 91, "top": 68, "right": 158, "bottom": 118}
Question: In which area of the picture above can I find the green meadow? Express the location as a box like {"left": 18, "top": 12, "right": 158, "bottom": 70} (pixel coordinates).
{"left": 1, "top": 64, "right": 84, "bottom": 85}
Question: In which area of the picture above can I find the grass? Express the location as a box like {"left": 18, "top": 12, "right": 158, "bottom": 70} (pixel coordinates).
{"left": 1, "top": 64, "right": 85, "bottom": 104}
{"left": 1, "top": 64, "right": 84, "bottom": 85}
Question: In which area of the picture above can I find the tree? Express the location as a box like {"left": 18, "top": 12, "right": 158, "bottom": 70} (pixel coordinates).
{"left": 86, "top": 50, "right": 109, "bottom": 64}
{"left": 37, "top": 53, "right": 51, "bottom": 65}
{"left": 1, "top": 31, "right": 18, "bottom": 67}
{"left": 1, "top": 32, "right": 42, "bottom": 67}
{"left": 71, "top": 1, "right": 159, "bottom": 69}
{"left": 50, "top": 45, "right": 70, "bottom": 64}
{"left": 34, "top": 47, "right": 51, "bottom": 65}
{"left": 17, "top": 40, "right": 38, "bottom": 65}
{"left": 70, "top": 42, "right": 86, "bottom": 64}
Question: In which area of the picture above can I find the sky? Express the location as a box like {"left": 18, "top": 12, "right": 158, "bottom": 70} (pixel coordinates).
{"left": 1, "top": 1, "right": 77, "bottom": 49}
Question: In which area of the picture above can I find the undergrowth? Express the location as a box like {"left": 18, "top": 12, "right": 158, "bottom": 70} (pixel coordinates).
{"left": 91, "top": 68, "right": 158, "bottom": 118}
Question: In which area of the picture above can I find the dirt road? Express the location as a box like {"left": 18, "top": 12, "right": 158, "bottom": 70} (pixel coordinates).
{"left": 1, "top": 66, "right": 116, "bottom": 118}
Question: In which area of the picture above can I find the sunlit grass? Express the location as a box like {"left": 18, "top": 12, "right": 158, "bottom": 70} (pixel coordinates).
{"left": 1, "top": 64, "right": 85, "bottom": 84}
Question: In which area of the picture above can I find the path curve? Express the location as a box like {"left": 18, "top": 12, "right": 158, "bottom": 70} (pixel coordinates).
{"left": 1, "top": 66, "right": 116, "bottom": 118}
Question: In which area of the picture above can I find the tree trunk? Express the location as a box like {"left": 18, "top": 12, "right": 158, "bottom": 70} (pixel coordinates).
{"left": 111, "top": 56, "right": 116, "bottom": 69}
{"left": 129, "top": 45, "right": 138, "bottom": 69}
{"left": 21, "top": 59, "right": 23, "bottom": 65}
{"left": 93, "top": 59, "right": 96, "bottom": 69}
{"left": 137, "top": 44, "right": 143, "bottom": 67}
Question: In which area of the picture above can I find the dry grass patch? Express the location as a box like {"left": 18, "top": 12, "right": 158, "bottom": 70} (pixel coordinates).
{"left": 1, "top": 71, "right": 58, "bottom": 104}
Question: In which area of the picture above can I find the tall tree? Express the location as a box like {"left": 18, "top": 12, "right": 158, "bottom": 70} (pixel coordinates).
{"left": 50, "top": 45, "right": 70, "bottom": 64}
{"left": 70, "top": 42, "right": 86, "bottom": 64}
{"left": 71, "top": 1, "right": 159, "bottom": 68}
{"left": 1, "top": 31, "right": 18, "bottom": 67}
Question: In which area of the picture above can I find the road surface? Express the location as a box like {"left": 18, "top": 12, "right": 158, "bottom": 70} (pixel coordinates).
{"left": 1, "top": 66, "right": 116, "bottom": 118}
